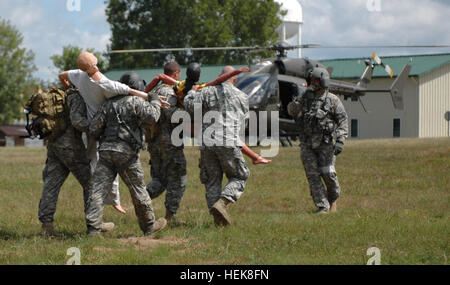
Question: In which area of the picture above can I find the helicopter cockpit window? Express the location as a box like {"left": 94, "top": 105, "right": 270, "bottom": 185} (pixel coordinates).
{"left": 236, "top": 74, "right": 278, "bottom": 109}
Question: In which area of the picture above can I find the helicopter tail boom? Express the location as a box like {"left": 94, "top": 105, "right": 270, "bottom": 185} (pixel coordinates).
{"left": 361, "top": 64, "right": 411, "bottom": 110}
{"left": 388, "top": 64, "right": 411, "bottom": 110}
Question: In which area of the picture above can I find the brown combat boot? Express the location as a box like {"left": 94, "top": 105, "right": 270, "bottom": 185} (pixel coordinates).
{"left": 330, "top": 201, "right": 337, "bottom": 213}
{"left": 100, "top": 222, "right": 115, "bottom": 233}
{"left": 211, "top": 198, "right": 231, "bottom": 226}
{"left": 145, "top": 218, "right": 167, "bottom": 237}
{"left": 314, "top": 208, "right": 329, "bottom": 215}
{"left": 165, "top": 209, "right": 184, "bottom": 227}
{"left": 40, "top": 222, "right": 58, "bottom": 237}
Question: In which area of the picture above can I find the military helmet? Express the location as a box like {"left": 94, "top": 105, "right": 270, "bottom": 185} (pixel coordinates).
{"left": 120, "top": 72, "right": 146, "bottom": 92}
{"left": 309, "top": 67, "right": 330, "bottom": 89}
{"left": 186, "top": 62, "right": 201, "bottom": 83}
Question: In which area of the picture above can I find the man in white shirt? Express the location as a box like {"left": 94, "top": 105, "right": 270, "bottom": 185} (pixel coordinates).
{"left": 59, "top": 52, "right": 150, "bottom": 215}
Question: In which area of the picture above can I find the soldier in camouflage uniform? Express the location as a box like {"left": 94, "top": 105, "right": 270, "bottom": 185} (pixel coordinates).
{"left": 85, "top": 72, "right": 167, "bottom": 236}
{"left": 38, "top": 88, "right": 92, "bottom": 236}
{"left": 145, "top": 62, "right": 187, "bottom": 226}
{"left": 288, "top": 67, "right": 348, "bottom": 214}
{"left": 183, "top": 66, "right": 250, "bottom": 226}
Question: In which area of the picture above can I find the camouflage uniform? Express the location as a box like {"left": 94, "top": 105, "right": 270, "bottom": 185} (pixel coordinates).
{"left": 184, "top": 82, "right": 250, "bottom": 209}
{"left": 145, "top": 85, "right": 187, "bottom": 214}
{"left": 38, "top": 89, "right": 91, "bottom": 223}
{"left": 288, "top": 89, "right": 348, "bottom": 211}
{"left": 85, "top": 94, "right": 161, "bottom": 234}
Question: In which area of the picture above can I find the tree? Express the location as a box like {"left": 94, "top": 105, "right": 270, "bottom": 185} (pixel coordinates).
{"left": 0, "top": 19, "right": 37, "bottom": 124}
{"left": 105, "top": 0, "right": 283, "bottom": 69}
{"left": 50, "top": 45, "right": 109, "bottom": 73}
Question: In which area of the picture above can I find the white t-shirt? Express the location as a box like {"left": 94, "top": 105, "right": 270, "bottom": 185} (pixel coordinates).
{"left": 68, "top": 69, "right": 131, "bottom": 120}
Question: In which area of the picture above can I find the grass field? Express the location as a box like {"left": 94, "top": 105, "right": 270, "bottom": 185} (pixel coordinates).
{"left": 0, "top": 138, "right": 448, "bottom": 265}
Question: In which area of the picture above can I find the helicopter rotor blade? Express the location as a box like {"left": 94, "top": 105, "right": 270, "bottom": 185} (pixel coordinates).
{"left": 110, "top": 44, "right": 449, "bottom": 54}
{"left": 311, "top": 44, "right": 450, "bottom": 49}
{"left": 110, "top": 46, "right": 264, "bottom": 54}
{"left": 110, "top": 44, "right": 322, "bottom": 54}
{"left": 372, "top": 52, "right": 393, "bottom": 78}
{"left": 384, "top": 65, "right": 394, "bottom": 78}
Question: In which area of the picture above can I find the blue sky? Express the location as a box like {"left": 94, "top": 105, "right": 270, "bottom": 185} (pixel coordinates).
{"left": 1, "top": 0, "right": 449, "bottom": 81}
{"left": 0, "top": 0, "right": 110, "bottom": 80}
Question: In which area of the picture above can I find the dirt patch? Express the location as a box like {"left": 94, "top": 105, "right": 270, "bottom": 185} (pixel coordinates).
{"left": 92, "top": 236, "right": 189, "bottom": 252}
{"left": 117, "top": 235, "right": 188, "bottom": 250}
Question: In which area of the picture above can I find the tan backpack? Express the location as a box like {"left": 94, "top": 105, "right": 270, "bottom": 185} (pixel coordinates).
{"left": 24, "top": 87, "right": 68, "bottom": 141}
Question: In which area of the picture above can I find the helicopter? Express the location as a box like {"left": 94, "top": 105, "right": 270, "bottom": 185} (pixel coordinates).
{"left": 231, "top": 42, "right": 412, "bottom": 144}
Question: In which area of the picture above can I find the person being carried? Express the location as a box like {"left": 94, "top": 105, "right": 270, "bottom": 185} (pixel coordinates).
{"left": 145, "top": 63, "right": 271, "bottom": 165}
{"left": 58, "top": 52, "right": 150, "bottom": 215}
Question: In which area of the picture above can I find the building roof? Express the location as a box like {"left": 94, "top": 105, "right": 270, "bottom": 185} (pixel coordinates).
{"left": 0, "top": 125, "right": 28, "bottom": 137}
{"left": 104, "top": 64, "right": 248, "bottom": 84}
{"left": 319, "top": 53, "right": 450, "bottom": 79}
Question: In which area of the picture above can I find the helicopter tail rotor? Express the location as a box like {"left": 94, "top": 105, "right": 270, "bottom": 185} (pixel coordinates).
{"left": 372, "top": 52, "right": 394, "bottom": 78}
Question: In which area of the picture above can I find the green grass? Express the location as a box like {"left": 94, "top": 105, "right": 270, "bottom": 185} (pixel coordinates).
{"left": 0, "top": 138, "right": 448, "bottom": 265}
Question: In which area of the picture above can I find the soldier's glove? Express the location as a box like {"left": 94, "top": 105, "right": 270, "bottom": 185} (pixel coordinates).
{"left": 334, "top": 141, "right": 344, "bottom": 156}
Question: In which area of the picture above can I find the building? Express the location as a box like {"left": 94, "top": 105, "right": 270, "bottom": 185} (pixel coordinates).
{"left": 0, "top": 125, "right": 28, "bottom": 147}
{"left": 320, "top": 53, "right": 450, "bottom": 139}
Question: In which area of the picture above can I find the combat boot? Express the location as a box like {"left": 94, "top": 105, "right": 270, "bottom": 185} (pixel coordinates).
{"left": 314, "top": 208, "right": 329, "bottom": 215}
{"left": 144, "top": 218, "right": 167, "bottom": 237}
{"left": 40, "top": 222, "right": 58, "bottom": 237}
{"left": 330, "top": 201, "right": 337, "bottom": 213}
{"left": 165, "top": 209, "right": 184, "bottom": 227}
{"left": 213, "top": 212, "right": 228, "bottom": 227}
{"left": 211, "top": 198, "right": 231, "bottom": 226}
{"left": 100, "top": 222, "right": 115, "bottom": 233}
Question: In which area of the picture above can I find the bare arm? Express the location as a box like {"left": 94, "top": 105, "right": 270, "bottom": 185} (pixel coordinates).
{"left": 128, "top": 88, "right": 149, "bottom": 100}
{"left": 145, "top": 74, "right": 178, "bottom": 93}
{"left": 204, "top": 67, "right": 249, "bottom": 87}
{"left": 58, "top": 71, "right": 71, "bottom": 89}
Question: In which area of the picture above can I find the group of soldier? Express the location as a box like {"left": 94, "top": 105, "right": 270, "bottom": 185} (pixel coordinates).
{"left": 37, "top": 51, "right": 348, "bottom": 238}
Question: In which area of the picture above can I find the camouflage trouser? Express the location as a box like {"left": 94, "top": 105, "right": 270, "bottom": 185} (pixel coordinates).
{"left": 87, "top": 135, "right": 120, "bottom": 206}
{"left": 146, "top": 142, "right": 187, "bottom": 214}
{"left": 85, "top": 150, "right": 155, "bottom": 234}
{"left": 199, "top": 146, "right": 250, "bottom": 210}
{"left": 300, "top": 142, "right": 341, "bottom": 211}
{"left": 38, "top": 146, "right": 91, "bottom": 223}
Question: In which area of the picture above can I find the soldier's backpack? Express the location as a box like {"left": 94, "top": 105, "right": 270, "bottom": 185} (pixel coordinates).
{"left": 24, "top": 87, "right": 68, "bottom": 141}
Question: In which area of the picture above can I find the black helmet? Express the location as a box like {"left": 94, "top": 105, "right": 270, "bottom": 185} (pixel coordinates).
{"left": 309, "top": 67, "right": 330, "bottom": 89}
{"left": 119, "top": 72, "right": 146, "bottom": 92}
{"left": 186, "top": 62, "right": 201, "bottom": 83}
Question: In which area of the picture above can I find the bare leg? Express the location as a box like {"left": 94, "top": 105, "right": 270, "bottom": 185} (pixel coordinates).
{"left": 241, "top": 142, "right": 272, "bottom": 165}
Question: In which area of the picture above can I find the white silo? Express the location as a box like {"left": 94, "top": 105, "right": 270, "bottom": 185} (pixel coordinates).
{"left": 275, "top": 0, "right": 303, "bottom": 58}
